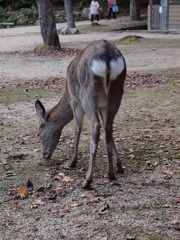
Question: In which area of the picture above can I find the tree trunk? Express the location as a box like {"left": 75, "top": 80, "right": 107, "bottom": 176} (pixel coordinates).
{"left": 36, "top": 0, "right": 61, "bottom": 49}
{"left": 130, "top": 0, "right": 141, "bottom": 21}
{"left": 64, "top": 0, "right": 76, "bottom": 28}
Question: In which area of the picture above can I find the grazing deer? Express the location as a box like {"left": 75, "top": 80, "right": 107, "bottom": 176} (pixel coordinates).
{"left": 35, "top": 39, "right": 126, "bottom": 189}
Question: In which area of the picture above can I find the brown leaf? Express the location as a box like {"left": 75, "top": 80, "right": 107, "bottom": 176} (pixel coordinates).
{"left": 162, "top": 204, "right": 173, "bottom": 208}
{"left": 91, "top": 192, "right": 113, "bottom": 198}
{"left": 70, "top": 202, "right": 83, "bottom": 207}
{"left": 146, "top": 213, "right": 155, "bottom": 218}
{"left": 34, "top": 198, "right": 44, "bottom": 206}
{"left": 88, "top": 198, "right": 100, "bottom": 203}
{"left": 80, "top": 194, "right": 86, "bottom": 198}
{"left": 56, "top": 187, "right": 66, "bottom": 196}
{"left": 126, "top": 235, "right": 136, "bottom": 240}
{"left": 54, "top": 175, "right": 63, "bottom": 181}
{"left": 169, "top": 220, "right": 179, "bottom": 225}
{"left": 19, "top": 185, "right": 27, "bottom": 198}
{"left": 145, "top": 161, "right": 156, "bottom": 171}
{"left": 162, "top": 170, "right": 173, "bottom": 175}
{"left": 62, "top": 176, "right": 74, "bottom": 182}
{"left": 173, "top": 146, "right": 180, "bottom": 150}
{"left": 3, "top": 214, "right": 14, "bottom": 223}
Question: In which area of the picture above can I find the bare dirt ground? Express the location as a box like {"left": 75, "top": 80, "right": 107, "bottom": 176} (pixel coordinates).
{"left": 0, "top": 18, "right": 180, "bottom": 240}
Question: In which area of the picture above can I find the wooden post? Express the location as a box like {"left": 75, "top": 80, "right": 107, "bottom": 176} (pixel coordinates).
{"left": 148, "top": 4, "right": 152, "bottom": 30}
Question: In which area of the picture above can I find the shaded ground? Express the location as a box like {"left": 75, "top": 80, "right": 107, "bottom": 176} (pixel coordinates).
{"left": 0, "top": 18, "right": 180, "bottom": 240}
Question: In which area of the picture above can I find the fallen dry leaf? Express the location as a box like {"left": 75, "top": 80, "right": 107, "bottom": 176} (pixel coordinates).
{"left": 80, "top": 194, "right": 86, "bottom": 198}
{"left": 162, "top": 170, "right": 173, "bottom": 175}
{"left": 162, "top": 204, "right": 173, "bottom": 208}
{"left": 126, "top": 235, "right": 136, "bottom": 240}
{"left": 54, "top": 175, "right": 63, "bottom": 181}
{"left": 146, "top": 213, "right": 156, "bottom": 218}
{"left": 34, "top": 198, "right": 44, "bottom": 205}
{"left": 145, "top": 161, "right": 156, "bottom": 171}
{"left": 62, "top": 176, "right": 74, "bottom": 182}
{"left": 56, "top": 187, "right": 66, "bottom": 196}
{"left": 88, "top": 198, "right": 100, "bottom": 203}
{"left": 169, "top": 219, "right": 179, "bottom": 225}
{"left": 70, "top": 202, "right": 83, "bottom": 207}
{"left": 3, "top": 214, "right": 14, "bottom": 223}
{"left": 173, "top": 80, "right": 178, "bottom": 85}
{"left": 19, "top": 185, "right": 27, "bottom": 198}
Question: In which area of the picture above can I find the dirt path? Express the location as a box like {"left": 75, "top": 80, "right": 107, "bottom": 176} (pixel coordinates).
{"left": 0, "top": 18, "right": 180, "bottom": 83}
{"left": 0, "top": 18, "right": 180, "bottom": 240}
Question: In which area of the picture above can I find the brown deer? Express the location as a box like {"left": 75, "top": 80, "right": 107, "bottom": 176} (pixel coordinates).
{"left": 35, "top": 39, "right": 126, "bottom": 189}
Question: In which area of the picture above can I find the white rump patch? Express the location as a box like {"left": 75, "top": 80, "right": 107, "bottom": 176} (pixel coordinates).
{"left": 90, "top": 57, "right": 125, "bottom": 95}
{"left": 91, "top": 59, "right": 107, "bottom": 78}
{"left": 110, "top": 57, "right": 125, "bottom": 80}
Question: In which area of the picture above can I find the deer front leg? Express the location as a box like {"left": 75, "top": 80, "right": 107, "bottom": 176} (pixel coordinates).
{"left": 83, "top": 118, "right": 100, "bottom": 189}
{"left": 70, "top": 127, "right": 81, "bottom": 168}
{"left": 69, "top": 103, "right": 84, "bottom": 168}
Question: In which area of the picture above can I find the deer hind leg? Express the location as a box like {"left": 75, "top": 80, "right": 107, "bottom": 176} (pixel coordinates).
{"left": 83, "top": 113, "right": 101, "bottom": 189}
{"left": 99, "top": 107, "right": 123, "bottom": 178}
{"left": 70, "top": 101, "right": 84, "bottom": 168}
{"left": 112, "top": 141, "right": 124, "bottom": 173}
{"left": 105, "top": 123, "right": 117, "bottom": 180}
{"left": 99, "top": 107, "right": 115, "bottom": 180}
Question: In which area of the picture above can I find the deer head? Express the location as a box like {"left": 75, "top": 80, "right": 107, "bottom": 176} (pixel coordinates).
{"left": 35, "top": 99, "right": 63, "bottom": 159}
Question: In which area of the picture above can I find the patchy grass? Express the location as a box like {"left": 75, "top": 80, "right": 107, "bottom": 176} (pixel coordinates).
{"left": 0, "top": 74, "right": 179, "bottom": 240}
{"left": 0, "top": 19, "right": 180, "bottom": 239}
{"left": 0, "top": 85, "right": 56, "bottom": 105}
{"left": 79, "top": 23, "right": 114, "bottom": 33}
{"left": 114, "top": 35, "right": 180, "bottom": 47}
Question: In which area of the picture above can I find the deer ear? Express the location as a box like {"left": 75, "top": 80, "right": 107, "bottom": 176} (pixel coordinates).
{"left": 35, "top": 100, "right": 46, "bottom": 124}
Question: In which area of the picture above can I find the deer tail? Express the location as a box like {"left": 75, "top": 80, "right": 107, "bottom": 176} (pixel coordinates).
{"left": 91, "top": 57, "right": 125, "bottom": 95}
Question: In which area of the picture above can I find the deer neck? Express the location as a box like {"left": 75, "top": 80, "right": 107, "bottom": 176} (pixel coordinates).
{"left": 47, "top": 90, "right": 73, "bottom": 130}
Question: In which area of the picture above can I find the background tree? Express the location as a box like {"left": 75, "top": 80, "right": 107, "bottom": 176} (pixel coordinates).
{"left": 0, "top": 0, "right": 36, "bottom": 8}
{"left": 130, "top": 0, "right": 140, "bottom": 21}
{"left": 36, "top": 0, "right": 61, "bottom": 49}
{"left": 64, "top": 0, "right": 76, "bottom": 28}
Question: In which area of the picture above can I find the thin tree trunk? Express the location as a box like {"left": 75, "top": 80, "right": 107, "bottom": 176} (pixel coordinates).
{"left": 36, "top": 0, "right": 61, "bottom": 49}
{"left": 130, "top": 0, "right": 141, "bottom": 21}
{"left": 64, "top": 0, "right": 76, "bottom": 28}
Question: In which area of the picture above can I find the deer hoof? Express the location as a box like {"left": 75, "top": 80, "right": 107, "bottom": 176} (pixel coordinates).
{"left": 69, "top": 163, "right": 76, "bottom": 168}
{"left": 108, "top": 174, "right": 117, "bottom": 180}
{"left": 116, "top": 163, "right": 124, "bottom": 174}
{"left": 82, "top": 180, "right": 93, "bottom": 190}
{"left": 69, "top": 160, "right": 77, "bottom": 168}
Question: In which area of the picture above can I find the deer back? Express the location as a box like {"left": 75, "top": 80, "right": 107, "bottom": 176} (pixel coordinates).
{"left": 66, "top": 39, "right": 126, "bottom": 116}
